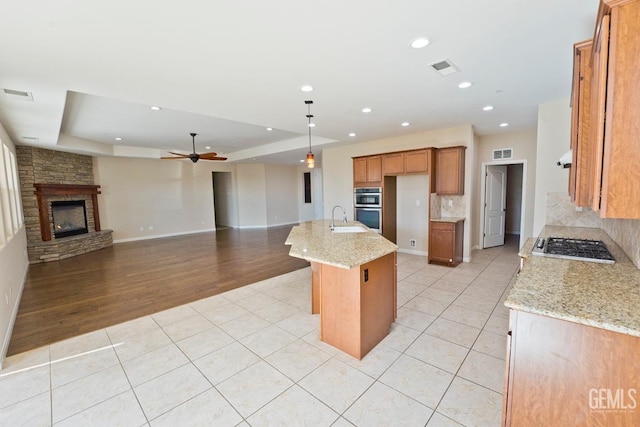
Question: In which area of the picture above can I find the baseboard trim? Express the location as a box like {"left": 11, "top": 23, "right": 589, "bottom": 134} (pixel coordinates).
{"left": 397, "top": 248, "right": 428, "bottom": 256}
{"left": 0, "top": 261, "right": 29, "bottom": 370}
{"left": 113, "top": 229, "right": 216, "bottom": 244}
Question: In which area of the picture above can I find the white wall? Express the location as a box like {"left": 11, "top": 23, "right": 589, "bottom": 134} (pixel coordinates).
{"left": 476, "top": 129, "right": 537, "bottom": 245}
{"left": 0, "top": 121, "right": 29, "bottom": 368}
{"left": 533, "top": 99, "right": 571, "bottom": 235}
{"left": 265, "top": 164, "right": 299, "bottom": 226}
{"left": 322, "top": 124, "right": 475, "bottom": 260}
{"left": 396, "top": 175, "right": 429, "bottom": 255}
{"left": 94, "top": 156, "right": 237, "bottom": 241}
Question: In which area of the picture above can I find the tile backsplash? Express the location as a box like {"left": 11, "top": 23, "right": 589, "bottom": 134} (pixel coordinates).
{"left": 430, "top": 194, "right": 465, "bottom": 218}
{"left": 545, "top": 192, "right": 640, "bottom": 268}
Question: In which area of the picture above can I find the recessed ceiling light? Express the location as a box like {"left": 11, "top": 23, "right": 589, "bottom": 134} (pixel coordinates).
{"left": 348, "top": 132, "right": 356, "bottom": 137}
{"left": 266, "top": 127, "right": 273, "bottom": 131}
{"left": 300, "top": 159, "right": 305, "bottom": 163}
{"left": 114, "top": 137, "right": 122, "bottom": 141}
{"left": 483, "top": 105, "right": 494, "bottom": 111}
{"left": 150, "top": 106, "right": 161, "bottom": 111}
{"left": 401, "top": 122, "right": 410, "bottom": 127}
{"left": 308, "top": 123, "right": 316, "bottom": 128}
{"left": 362, "top": 107, "right": 372, "bottom": 113}
{"left": 205, "top": 146, "right": 211, "bottom": 149}
{"left": 499, "top": 122, "right": 509, "bottom": 127}
{"left": 301, "top": 85, "right": 314, "bottom": 92}
{"left": 410, "top": 37, "right": 431, "bottom": 49}
{"left": 458, "top": 82, "right": 472, "bottom": 89}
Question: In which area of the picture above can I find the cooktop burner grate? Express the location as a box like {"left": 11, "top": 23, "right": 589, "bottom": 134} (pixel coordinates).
{"left": 532, "top": 237, "right": 615, "bottom": 264}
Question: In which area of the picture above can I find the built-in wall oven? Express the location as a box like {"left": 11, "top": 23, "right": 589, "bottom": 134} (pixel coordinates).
{"left": 354, "top": 187, "right": 382, "bottom": 233}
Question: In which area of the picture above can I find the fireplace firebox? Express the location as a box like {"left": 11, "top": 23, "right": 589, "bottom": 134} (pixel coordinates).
{"left": 51, "top": 200, "right": 89, "bottom": 239}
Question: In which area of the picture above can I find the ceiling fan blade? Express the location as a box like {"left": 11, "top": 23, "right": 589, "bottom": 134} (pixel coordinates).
{"left": 199, "top": 153, "right": 227, "bottom": 160}
{"left": 160, "top": 156, "right": 188, "bottom": 160}
{"left": 167, "top": 151, "right": 191, "bottom": 158}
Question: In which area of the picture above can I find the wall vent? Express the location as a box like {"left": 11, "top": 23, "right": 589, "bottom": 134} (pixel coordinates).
{"left": 3, "top": 88, "right": 34, "bottom": 101}
{"left": 492, "top": 148, "right": 513, "bottom": 160}
{"left": 430, "top": 59, "right": 459, "bottom": 76}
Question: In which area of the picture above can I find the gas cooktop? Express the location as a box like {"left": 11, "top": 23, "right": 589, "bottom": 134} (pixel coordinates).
{"left": 531, "top": 237, "right": 615, "bottom": 264}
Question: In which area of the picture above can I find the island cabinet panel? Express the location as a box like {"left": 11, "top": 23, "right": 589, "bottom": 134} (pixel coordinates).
{"left": 503, "top": 310, "right": 640, "bottom": 426}
{"left": 318, "top": 252, "right": 396, "bottom": 359}
{"left": 353, "top": 155, "right": 382, "bottom": 186}
{"left": 435, "top": 146, "right": 466, "bottom": 195}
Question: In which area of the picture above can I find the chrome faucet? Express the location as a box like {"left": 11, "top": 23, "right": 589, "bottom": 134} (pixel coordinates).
{"left": 331, "top": 205, "right": 348, "bottom": 230}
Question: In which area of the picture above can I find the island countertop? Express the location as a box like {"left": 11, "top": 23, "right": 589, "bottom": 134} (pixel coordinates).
{"left": 285, "top": 220, "right": 398, "bottom": 269}
{"left": 505, "top": 225, "right": 640, "bottom": 337}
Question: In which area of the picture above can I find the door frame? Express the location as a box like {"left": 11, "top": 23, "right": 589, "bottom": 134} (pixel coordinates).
{"left": 479, "top": 159, "right": 527, "bottom": 249}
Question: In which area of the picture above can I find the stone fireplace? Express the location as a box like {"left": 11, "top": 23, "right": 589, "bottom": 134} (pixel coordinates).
{"left": 17, "top": 146, "right": 113, "bottom": 263}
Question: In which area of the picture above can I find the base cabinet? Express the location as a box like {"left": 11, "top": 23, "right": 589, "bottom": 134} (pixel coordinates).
{"left": 503, "top": 310, "right": 640, "bottom": 426}
{"left": 428, "top": 220, "right": 464, "bottom": 266}
{"left": 312, "top": 252, "right": 397, "bottom": 359}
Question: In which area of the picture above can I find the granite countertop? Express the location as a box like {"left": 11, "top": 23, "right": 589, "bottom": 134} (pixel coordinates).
{"left": 505, "top": 225, "right": 640, "bottom": 337}
{"left": 285, "top": 220, "right": 398, "bottom": 269}
{"left": 430, "top": 217, "right": 465, "bottom": 223}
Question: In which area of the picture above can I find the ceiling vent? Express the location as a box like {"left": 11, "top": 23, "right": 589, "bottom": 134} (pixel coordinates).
{"left": 3, "top": 88, "right": 34, "bottom": 101}
{"left": 430, "top": 59, "right": 459, "bottom": 76}
{"left": 492, "top": 148, "right": 513, "bottom": 160}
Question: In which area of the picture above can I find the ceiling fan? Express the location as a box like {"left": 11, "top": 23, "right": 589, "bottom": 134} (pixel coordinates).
{"left": 161, "top": 133, "right": 227, "bottom": 163}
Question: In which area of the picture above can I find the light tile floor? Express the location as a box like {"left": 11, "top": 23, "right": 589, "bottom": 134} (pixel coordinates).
{"left": 0, "top": 239, "right": 520, "bottom": 426}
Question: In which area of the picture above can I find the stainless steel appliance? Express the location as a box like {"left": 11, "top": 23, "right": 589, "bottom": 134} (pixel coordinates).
{"left": 354, "top": 207, "right": 382, "bottom": 233}
{"left": 354, "top": 187, "right": 382, "bottom": 207}
{"left": 531, "top": 237, "right": 615, "bottom": 264}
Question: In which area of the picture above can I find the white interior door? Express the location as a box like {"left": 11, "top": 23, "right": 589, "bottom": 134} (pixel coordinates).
{"left": 484, "top": 165, "right": 507, "bottom": 248}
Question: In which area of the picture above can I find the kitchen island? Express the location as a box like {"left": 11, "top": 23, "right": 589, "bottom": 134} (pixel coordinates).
{"left": 285, "top": 220, "right": 398, "bottom": 359}
{"left": 502, "top": 226, "right": 640, "bottom": 426}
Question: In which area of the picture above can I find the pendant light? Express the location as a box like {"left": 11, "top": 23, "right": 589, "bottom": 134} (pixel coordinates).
{"left": 305, "top": 100, "right": 315, "bottom": 168}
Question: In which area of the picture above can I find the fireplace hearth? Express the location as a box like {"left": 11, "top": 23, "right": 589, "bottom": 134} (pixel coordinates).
{"left": 51, "top": 200, "right": 89, "bottom": 238}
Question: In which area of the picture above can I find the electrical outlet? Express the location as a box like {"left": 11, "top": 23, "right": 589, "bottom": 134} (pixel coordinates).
{"left": 148, "top": 226, "right": 154, "bottom": 231}
{"left": 410, "top": 239, "right": 416, "bottom": 247}
{"left": 139, "top": 226, "right": 144, "bottom": 231}
{"left": 415, "top": 199, "right": 420, "bottom": 206}
{"left": 5, "top": 294, "right": 8, "bottom": 305}
{"left": 448, "top": 199, "right": 453, "bottom": 207}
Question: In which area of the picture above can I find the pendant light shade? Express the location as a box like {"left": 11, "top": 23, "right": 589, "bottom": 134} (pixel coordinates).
{"left": 305, "top": 100, "right": 315, "bottom": 169}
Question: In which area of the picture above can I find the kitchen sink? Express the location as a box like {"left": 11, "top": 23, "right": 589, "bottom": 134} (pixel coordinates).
{"left": 331, "top": 226, "right": 367, "bottom": 233}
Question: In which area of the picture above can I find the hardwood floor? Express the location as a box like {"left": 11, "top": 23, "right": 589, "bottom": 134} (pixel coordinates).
{"left": 7, "top": 225, "right": 309, "bottom": 356}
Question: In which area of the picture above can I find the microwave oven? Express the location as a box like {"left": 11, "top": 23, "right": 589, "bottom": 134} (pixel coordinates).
{"left": 354, "top": 187, "right": 382, "bottom": 207}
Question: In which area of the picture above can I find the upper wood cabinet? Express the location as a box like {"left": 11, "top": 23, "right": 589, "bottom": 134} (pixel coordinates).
{"left": 569, "top": 40, "right": 594, "bottom": 207}
{"left": 382, "top": 149, "right": 433, "bottom": 176}
{"left": 583, "top": 0, "right": 640, "bottom": 218}
{"left": 435, "top": 146, "right": 466, "bottom": 195}
{"left": 405, "top": 149, "right": 432, "bottom": 174}
{"left": 353, "top": 155, "right": 382, "bottom": 186}
{"left": 382, "top": 152, "right": 404, "bottom": 175}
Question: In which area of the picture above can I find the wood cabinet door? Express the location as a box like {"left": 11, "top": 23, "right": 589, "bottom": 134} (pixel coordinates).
{"left": 428, "top": 222, "right": 454, "bottom": 264}
{"left": 353, "top": 157, "right": 367, "bottom": 185}
{"left": 435, "top": 147, "right": 465, "bottom": 195}
{"left": 404, "top": 150, "right": 429, "bottom": 174}
{"left": 505, "top": 310, "right": 640, "bottom": 426}
{"left": 570, "top": 40, "right": 594, "bottom": 207}
{"left": 367, "top": 156, "right": 382, "bottom": 183}
{"left": 599, "top": 1, "right": 640, "bottom": 218}
{"left": 382, "top": 153, "right": 404, "bottom": 175}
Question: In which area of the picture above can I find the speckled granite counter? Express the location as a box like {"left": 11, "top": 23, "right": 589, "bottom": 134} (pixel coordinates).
{"left": 285, "top": 220, "right": 398, "bottom": 269}
{"left": 430, "top": 217, "right": 465, "bottom": 223}
{"left": 505, "top": 225, "right": 640, "bottom": 337}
